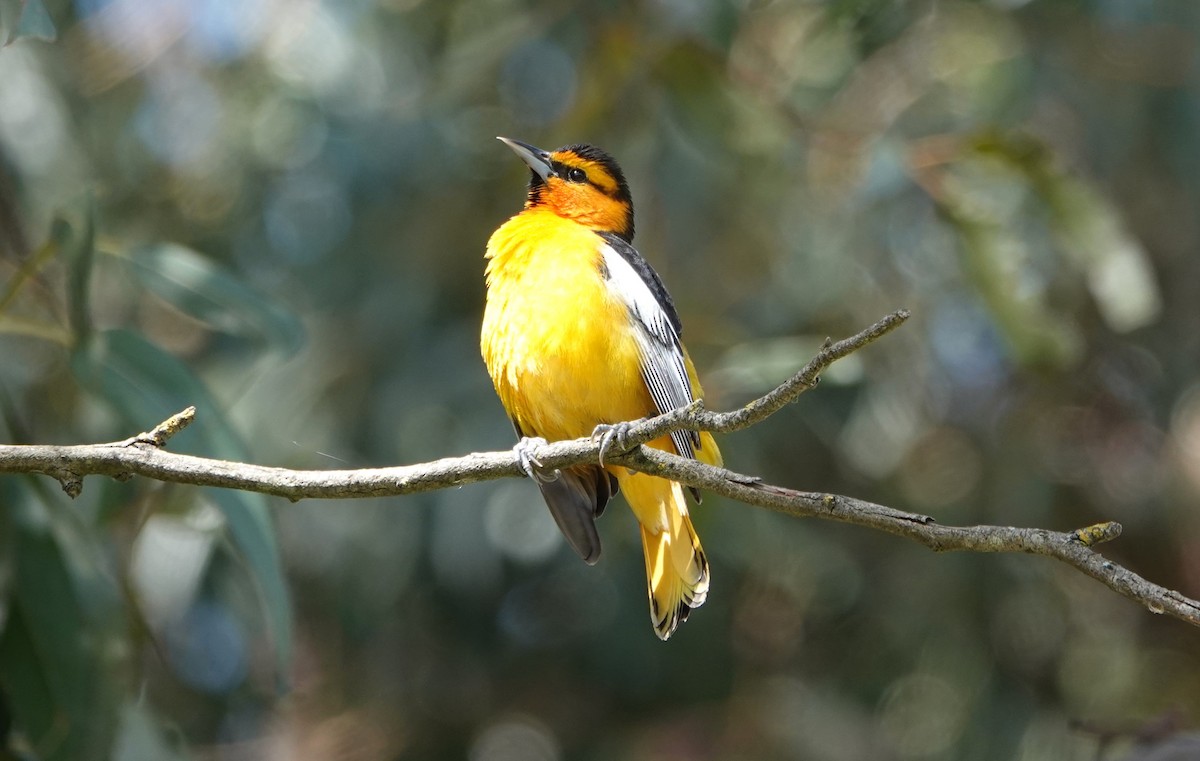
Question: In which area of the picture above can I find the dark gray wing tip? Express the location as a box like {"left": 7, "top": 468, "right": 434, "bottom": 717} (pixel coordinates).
{"left": 536, "top": 467, "right": 614, "bottom": 565}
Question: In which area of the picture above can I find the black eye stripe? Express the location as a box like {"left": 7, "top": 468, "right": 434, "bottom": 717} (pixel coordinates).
{"left": 551, "top": 160, "right": 591, "bottom": 184}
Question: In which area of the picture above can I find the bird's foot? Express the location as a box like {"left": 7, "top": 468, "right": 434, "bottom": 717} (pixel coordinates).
{"left": 592, "top": 421, "right": 639, "bottom": 467}
{"left": 514, "top": 437, "right": 559, "bottom": 483}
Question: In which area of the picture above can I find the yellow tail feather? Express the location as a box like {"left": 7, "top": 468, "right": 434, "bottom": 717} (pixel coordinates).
{"left": 621, "top": 472, "right": 709, "bottom": 640}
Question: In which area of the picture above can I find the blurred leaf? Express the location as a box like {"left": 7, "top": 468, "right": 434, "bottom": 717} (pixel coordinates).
{"left": 1120, "top": 735, "right": 1200, "bottom": 761}
{"left": 0, "top": 0, "right": 13, "bottom": 46}
{"left": 949, "top": 210, "right": 1082, "bottom": 369}
{"left": 111, "top": 702, "right": 189, "bottom": 761}
{"left": 1039, "top": 176, "right": 1160, "bottom": 334}
{"left": 207, "top": 488, "right": 292, "bottom": 691}
{"left": 15, "top": 0, "right": 53, "bottom": 42}
{"left": 0, "top": 498, "right": 125, "bottom": 761}
{"left": 0, "top": 605, "right": 56, "bottom": 756}
{"left": 0, "top": 0, "right": 55, "bottom": 46}
{"left": 69, "top": 329, "right": 292, "bottom": 681}
{"left": 64, "top": 198, "right": 95, "bottom": 347}
{"left": 925, "top": 145, "right": 1083, "bottom": 370}
{"left": 709, "top": 336, "right": 863, "bottom": 396}
{"left": 126, "top": 243, "right": 304, "bottom": 355}
{"left": 0, "top": 315, "right": 71, "bottom": 344}
{"left": 0, "top": 219, "right": 65, "bottom": 317}
{"left": 71, "top": 328, "right": 244, "bottom": 455}
{"left": 978, "top": 132, "right": 1161, "bottom": 334}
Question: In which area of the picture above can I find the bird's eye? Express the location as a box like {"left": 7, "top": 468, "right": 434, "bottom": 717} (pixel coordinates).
{"left": 566, "top": 167, "right": 587, "bottom": 183}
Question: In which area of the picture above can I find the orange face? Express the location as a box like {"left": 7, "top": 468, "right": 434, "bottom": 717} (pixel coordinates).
{"left": 499, "top": 139, "right": 635, "bottom": 241}
{"left": 534, "top": 149, "right": 633, "bottom": 238}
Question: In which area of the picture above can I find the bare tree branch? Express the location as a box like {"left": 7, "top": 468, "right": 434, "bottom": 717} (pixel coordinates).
{"left": 621, "top": 447, "right": 1200, "bottom": 627}
{"left": 1, "top": 309, "right": 1197, "bottom": 630}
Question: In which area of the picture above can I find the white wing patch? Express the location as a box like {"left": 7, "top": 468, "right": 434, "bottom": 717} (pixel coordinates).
{"left": 600, "top": 243, "right": 697, "bottom": 460}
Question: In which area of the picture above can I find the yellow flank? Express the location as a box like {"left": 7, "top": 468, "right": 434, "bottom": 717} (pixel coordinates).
{"left": 482, "top": 139, "right": 721, "bottom": 639}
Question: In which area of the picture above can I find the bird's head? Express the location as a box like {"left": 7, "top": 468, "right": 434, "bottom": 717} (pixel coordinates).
{"left": 498, "top": 137, "right": 634, "bottom": 242}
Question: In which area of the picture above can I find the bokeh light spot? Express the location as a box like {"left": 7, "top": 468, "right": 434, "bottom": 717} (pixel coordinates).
{"left": 165, "top": 600, "right": 248, "bottom": 695}
{"left": 499, "top": 40, "right": 576, "bottom": 127}
{"left": 252, "top": 96, "right": 329, "bottom": 170}
{"left": 878, "top": 674, "right": 969, "bottom": 757}
{"left": 484, "top": 481, "right": 563, "bottom": 564}
{"left": 1170, "top": 383, "right": 1200, "bottom": 493}
{"left": 265, "top": 4, "right": 356, "bottom": 96}
{"left": 897, "top": 426, "right": 983, "bottom": 509}
{"left": 0, "top": 49, "right": 71, "bottom": 175}
{"left": 134, "top": 69, "right": 224, "bottom": 168}
{"left": 432, "top": 492, "right": 503, "bottom": 598}
{"left": 264, "top": 171, "right": 352, "bottom": 264}
{"left": 1056, "top": 637, "right": 1138, "bottom": 714}
{"left": 184, "top": 0, "right": 270, "bottom": 62}
{"left": 930, "top": 297, "right": 1008, "bottom": 389}
{"left": 497, "top": 566, "right": 618, "bottom": 646}
{"left": 470, "top": 715, "right": 560, "bottom": 761}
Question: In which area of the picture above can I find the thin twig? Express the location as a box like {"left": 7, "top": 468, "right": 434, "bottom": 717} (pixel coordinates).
{"left": 624, "top": 308, "right": 910, "bottom": 447}
{"left": 114, "top": 405, "right": 196, "bottom": 448}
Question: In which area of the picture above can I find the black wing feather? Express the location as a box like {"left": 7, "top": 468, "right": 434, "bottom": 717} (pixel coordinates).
{"left": 597, "top": 232, "right": 701, "bottom": 461}
{"left": 512, "top": 418, "right": 613, "bottom": 564}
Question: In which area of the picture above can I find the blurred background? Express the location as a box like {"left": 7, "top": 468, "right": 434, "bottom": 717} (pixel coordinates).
{"left": 1, "top": 0, "right": 1199, "bottom": 759}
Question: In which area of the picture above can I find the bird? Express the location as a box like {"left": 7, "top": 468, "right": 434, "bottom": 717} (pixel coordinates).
{"left": 480, "top": 137, "right": 722, "bottom": 640}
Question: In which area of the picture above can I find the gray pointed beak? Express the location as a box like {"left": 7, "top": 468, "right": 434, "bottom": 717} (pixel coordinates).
{"left": 498, "top": 136, "right": 556, "bottom": 181}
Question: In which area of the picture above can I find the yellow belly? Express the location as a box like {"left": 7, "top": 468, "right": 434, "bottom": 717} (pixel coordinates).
{"left": 481, "top": 210, "right": 653, "bottom": 442}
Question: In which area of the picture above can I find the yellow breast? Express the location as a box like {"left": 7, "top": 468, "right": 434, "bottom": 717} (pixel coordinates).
{"left": 481, "top": 209, "right": 651, "bottom": 441}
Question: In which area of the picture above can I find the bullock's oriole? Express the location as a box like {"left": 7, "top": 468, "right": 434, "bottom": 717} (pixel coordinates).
{"left": 481, "top": 138, "right": 722, "bottom": 639}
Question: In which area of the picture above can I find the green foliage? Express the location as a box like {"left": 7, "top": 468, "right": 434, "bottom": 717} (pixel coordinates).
{"left": 0, "top": 488, "right": 125, "bottom": 761}
{"left": 0, "top": 0, "right": 55, "bottom": 47}
{"left": 126, "top": 244, "right": 304, "bottom": 354}
{"left": 1, "top": 191, "right": 297, "bottom": 759}
{"left": 2, "top": 0, "right": 1199, "bottom": 758}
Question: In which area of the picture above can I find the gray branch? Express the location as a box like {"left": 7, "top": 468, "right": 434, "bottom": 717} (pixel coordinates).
{"left": 2, "top": 309, "right": 1197, "bottom": 630}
